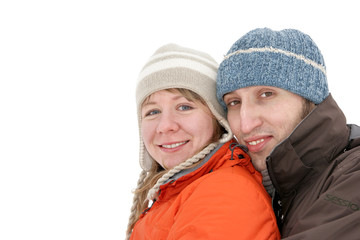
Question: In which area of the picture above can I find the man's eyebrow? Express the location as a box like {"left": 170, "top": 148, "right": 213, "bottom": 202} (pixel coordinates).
{"left": 223, "top": 93, "right": 235, "bottom": 99}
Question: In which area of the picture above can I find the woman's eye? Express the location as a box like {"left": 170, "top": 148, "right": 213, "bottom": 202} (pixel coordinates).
{"left": 178, "top": 105, "right": 193, "bottom": 111}
{"left": 260, "top": 92, "right": 273, "bottom": 98}
{"left": 144, "top": 109, "right": 160, "bottom": 117}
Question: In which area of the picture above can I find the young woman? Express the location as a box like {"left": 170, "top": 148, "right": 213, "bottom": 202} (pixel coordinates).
{"left": 126, "top": 44, "right": 280, "bottom": 240}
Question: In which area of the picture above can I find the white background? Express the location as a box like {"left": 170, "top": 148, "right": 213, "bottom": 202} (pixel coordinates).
{"left": 1, "top": 0, "right": 359, "bottom": 239}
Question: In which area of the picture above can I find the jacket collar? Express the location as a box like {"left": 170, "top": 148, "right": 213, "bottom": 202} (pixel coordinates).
{"left": 165, "top": 143, "right": 223, "bottom": 184}
{"left": 267, "top": 94, "right": 350, "bottom": 196}
{"left": 158, "top": 140, "right": 253, "bottom": 201}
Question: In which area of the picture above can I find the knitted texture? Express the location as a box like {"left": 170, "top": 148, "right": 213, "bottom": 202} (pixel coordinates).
{"left": 136, "top": 43, "right": 232, "bottom": 171}
{"left": 217, "top": 28, "right": 329, "bottom": 109}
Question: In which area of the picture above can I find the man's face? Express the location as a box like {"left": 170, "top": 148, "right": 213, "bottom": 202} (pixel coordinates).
{"left": 224, "top": 86, "right": 306, "bottom": 171}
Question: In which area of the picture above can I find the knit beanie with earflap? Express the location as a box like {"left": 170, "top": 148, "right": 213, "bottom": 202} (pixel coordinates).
{"left": 136, "top": 43, "right": 233, "bottom": 172}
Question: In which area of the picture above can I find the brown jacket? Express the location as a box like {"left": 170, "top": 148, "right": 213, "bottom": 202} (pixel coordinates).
{"left": 267, "top": 94, "right": 360, "bottom": 239}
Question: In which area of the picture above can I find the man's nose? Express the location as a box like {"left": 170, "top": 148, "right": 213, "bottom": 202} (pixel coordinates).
{"left": 238, "top": 102, "right": 262, "bottom": 135}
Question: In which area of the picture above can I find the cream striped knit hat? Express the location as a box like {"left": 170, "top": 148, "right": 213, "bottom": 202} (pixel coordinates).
{"left": 136, "top": 44, "right": 232, "bottom": 171}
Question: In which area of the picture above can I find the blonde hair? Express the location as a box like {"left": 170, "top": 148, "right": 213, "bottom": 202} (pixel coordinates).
{"left": 125, "top": 88, "right": 225, "bottom": 239}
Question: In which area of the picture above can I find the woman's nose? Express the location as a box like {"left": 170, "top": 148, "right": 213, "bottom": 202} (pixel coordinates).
{"left": 156, "top": 112, "right": 180, "bottom": 133}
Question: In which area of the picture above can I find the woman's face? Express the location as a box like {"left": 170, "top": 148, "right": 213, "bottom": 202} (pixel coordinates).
{"left": 141, "top": 90, "right": 215, "bottom": 169}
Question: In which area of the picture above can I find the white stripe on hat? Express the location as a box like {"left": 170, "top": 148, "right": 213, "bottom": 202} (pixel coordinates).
{"left": 137, "top": 58, "right": 217, "bottom": 83}
{"left": 148, "top": 51, "right": 219, "bottom": 69}
{"left": 224, "top": 47, "right": 327, "bottom": 76}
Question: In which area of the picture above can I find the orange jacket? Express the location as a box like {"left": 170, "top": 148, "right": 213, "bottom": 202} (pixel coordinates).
{"left": 130, "top": 141, "right": 280, "bottom": 240}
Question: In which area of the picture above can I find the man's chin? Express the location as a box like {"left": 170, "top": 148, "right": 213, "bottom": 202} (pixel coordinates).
{"left": 249, "top": 155, "right": 267, "bottom": 172}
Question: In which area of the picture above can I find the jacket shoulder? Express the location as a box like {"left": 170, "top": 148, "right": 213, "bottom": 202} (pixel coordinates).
{"left": 170, "top": 164, "right": 280, "bottom": 239}
{"left": 182, "top": 163, "right": 271, "bottom": 212}
{"left": 333, "top": 145, "right": 360, "bottom": 177}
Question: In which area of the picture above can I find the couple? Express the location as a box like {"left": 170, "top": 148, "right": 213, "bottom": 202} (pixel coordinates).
{"left": 126, "top": 28, "right": 360, "bottom": 239}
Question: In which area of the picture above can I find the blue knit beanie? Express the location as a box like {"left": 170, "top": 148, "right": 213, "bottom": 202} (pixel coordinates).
{"left": 217, "top": 28, "right": 329, "bottom": 109}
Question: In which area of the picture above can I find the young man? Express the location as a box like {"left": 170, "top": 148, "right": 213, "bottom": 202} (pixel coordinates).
{"left": 217, "top": 28, "right": 360, "bottom": 239}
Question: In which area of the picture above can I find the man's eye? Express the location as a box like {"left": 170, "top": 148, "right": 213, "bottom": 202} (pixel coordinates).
{"left": 260, "top": 92, "right": 273, "bottom": 98}
{"left": 178, "top": 105, "right": 193, "bottom": 111}
{"left": 227, "top": 100, "right": 240, "bottom": 106}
